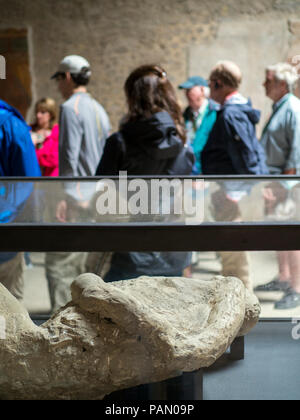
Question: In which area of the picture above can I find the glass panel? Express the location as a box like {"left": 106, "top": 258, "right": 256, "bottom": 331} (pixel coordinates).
{"left": 0, "top": 28, "right": 32, "bottom": 118}
{"left": 204, "top": 178, "right": 300, "bottom": 224}
{"left": 190, "top": 250, "right": 300, "bottom": 318}
{"left": 0, "top": 177, "right": 300, "bottom": 225}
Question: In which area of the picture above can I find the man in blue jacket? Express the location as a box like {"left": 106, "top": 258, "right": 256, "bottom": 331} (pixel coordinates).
{"left": 202, "top": 62, "right": 267, "bottom": 176}
{"left": 0, "top": 99, "right": 41, "bottom": 301}
{"left": 201, "top": 61, "right": 268, "bottom": 290}
{"left": 255, "top": 63, "right": 300, "bottom": 309}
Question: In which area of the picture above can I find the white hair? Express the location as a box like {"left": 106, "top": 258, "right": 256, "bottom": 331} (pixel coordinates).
{"left": 267, "top": 63, "right": 299, "bottom": 92}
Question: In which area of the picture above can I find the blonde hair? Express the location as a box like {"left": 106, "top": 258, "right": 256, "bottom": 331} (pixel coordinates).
{"left": 267, "top": 63, "right": 299, "bottom": 92}
{"left": 32, "top": 97, "right": 58, "bottom": 130}
{"left": 210, "top": 60, "right": 242, "bottom": 89}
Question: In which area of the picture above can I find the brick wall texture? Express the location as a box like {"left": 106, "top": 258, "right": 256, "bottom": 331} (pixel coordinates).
{"left": 1, "top": 0, "right": 300, "bottom": 129}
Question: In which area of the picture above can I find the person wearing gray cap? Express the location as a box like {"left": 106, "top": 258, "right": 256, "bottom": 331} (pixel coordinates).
{"left": 46, "top": 55, "right": 111, "bottom": 312}
{"left": 179, "top": 76, "right": 218, "bottom": 174}
{"left": 51, "top": 55, "right": 111, "bottom": 177}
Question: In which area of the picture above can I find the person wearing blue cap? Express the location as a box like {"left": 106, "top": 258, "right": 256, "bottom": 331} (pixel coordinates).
{"left": 179, "top": 76, "right": 218, "bottom": 174}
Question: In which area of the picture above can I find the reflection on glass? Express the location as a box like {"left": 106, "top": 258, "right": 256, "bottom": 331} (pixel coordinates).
{"left": 1, "top": 177, "right": 300, "bottom": 225}
{"left": 0, "top": 181, "right": 35, "bottom": 223}
{"left": 0, "top": 177, "right": 300, "bottom": 318}
{"left": 0, "top": 178, "right": 206, "bottom": 224}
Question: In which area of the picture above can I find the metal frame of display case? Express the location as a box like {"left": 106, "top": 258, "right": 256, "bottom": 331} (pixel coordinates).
{"left": 1, "top": 175, "right": 298, "bottom": 400}
{"left": 2, "top": 175, "right": 300, "bottom": 252}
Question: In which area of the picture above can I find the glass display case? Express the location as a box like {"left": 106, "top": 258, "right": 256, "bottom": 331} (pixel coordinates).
{"left": 1, "top": 175, "right": 300, "bottom": 315}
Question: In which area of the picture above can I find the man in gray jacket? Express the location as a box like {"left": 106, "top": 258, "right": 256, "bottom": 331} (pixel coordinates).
{"left": 47, "top": 55, "right": 111, "bottom": 311}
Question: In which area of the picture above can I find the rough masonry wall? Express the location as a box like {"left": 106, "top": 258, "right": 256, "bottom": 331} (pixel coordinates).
{"left": 1, "top": 0, "right": 300, "bottom": 130}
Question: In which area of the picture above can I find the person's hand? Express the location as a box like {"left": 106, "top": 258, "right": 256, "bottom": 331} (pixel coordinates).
{"left": 56, "top": 200, "right": 67, "bottom": 223}
{"left": 264, "top": 182, "right": 288, "bottom": 202}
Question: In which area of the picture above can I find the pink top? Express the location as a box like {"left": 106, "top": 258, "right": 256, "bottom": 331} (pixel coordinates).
{"left": 35, "top": 124, "right": 59, "bottom": 177}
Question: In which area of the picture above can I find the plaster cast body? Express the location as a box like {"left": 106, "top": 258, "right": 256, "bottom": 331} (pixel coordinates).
{"left": 0, "top": 274, "right": 260, "bottom": 400}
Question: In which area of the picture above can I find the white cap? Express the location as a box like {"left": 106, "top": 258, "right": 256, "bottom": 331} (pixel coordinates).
{"left": 51, "top": 55, "right": 90, "bottom": 79}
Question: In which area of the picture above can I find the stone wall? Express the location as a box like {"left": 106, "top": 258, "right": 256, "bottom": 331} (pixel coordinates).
{"left": 1, "top": 0, "right": 300, "bottom": 131}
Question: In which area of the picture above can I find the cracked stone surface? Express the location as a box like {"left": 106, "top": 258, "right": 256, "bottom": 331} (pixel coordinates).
{"left": 0, "top": 274, "right": 260, "bottom": 400}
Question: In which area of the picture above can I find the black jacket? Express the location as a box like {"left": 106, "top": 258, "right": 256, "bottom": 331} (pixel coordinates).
{"left": 96, "top": 111, "right": 194, "bottom": 176}
{"left": 95, "top": 111, "right": 195, "bottom": 282}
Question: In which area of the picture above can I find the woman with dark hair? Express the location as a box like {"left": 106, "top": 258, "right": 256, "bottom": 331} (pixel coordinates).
{"left": 95, "top": 64, "right": 195, "bottom": 282}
